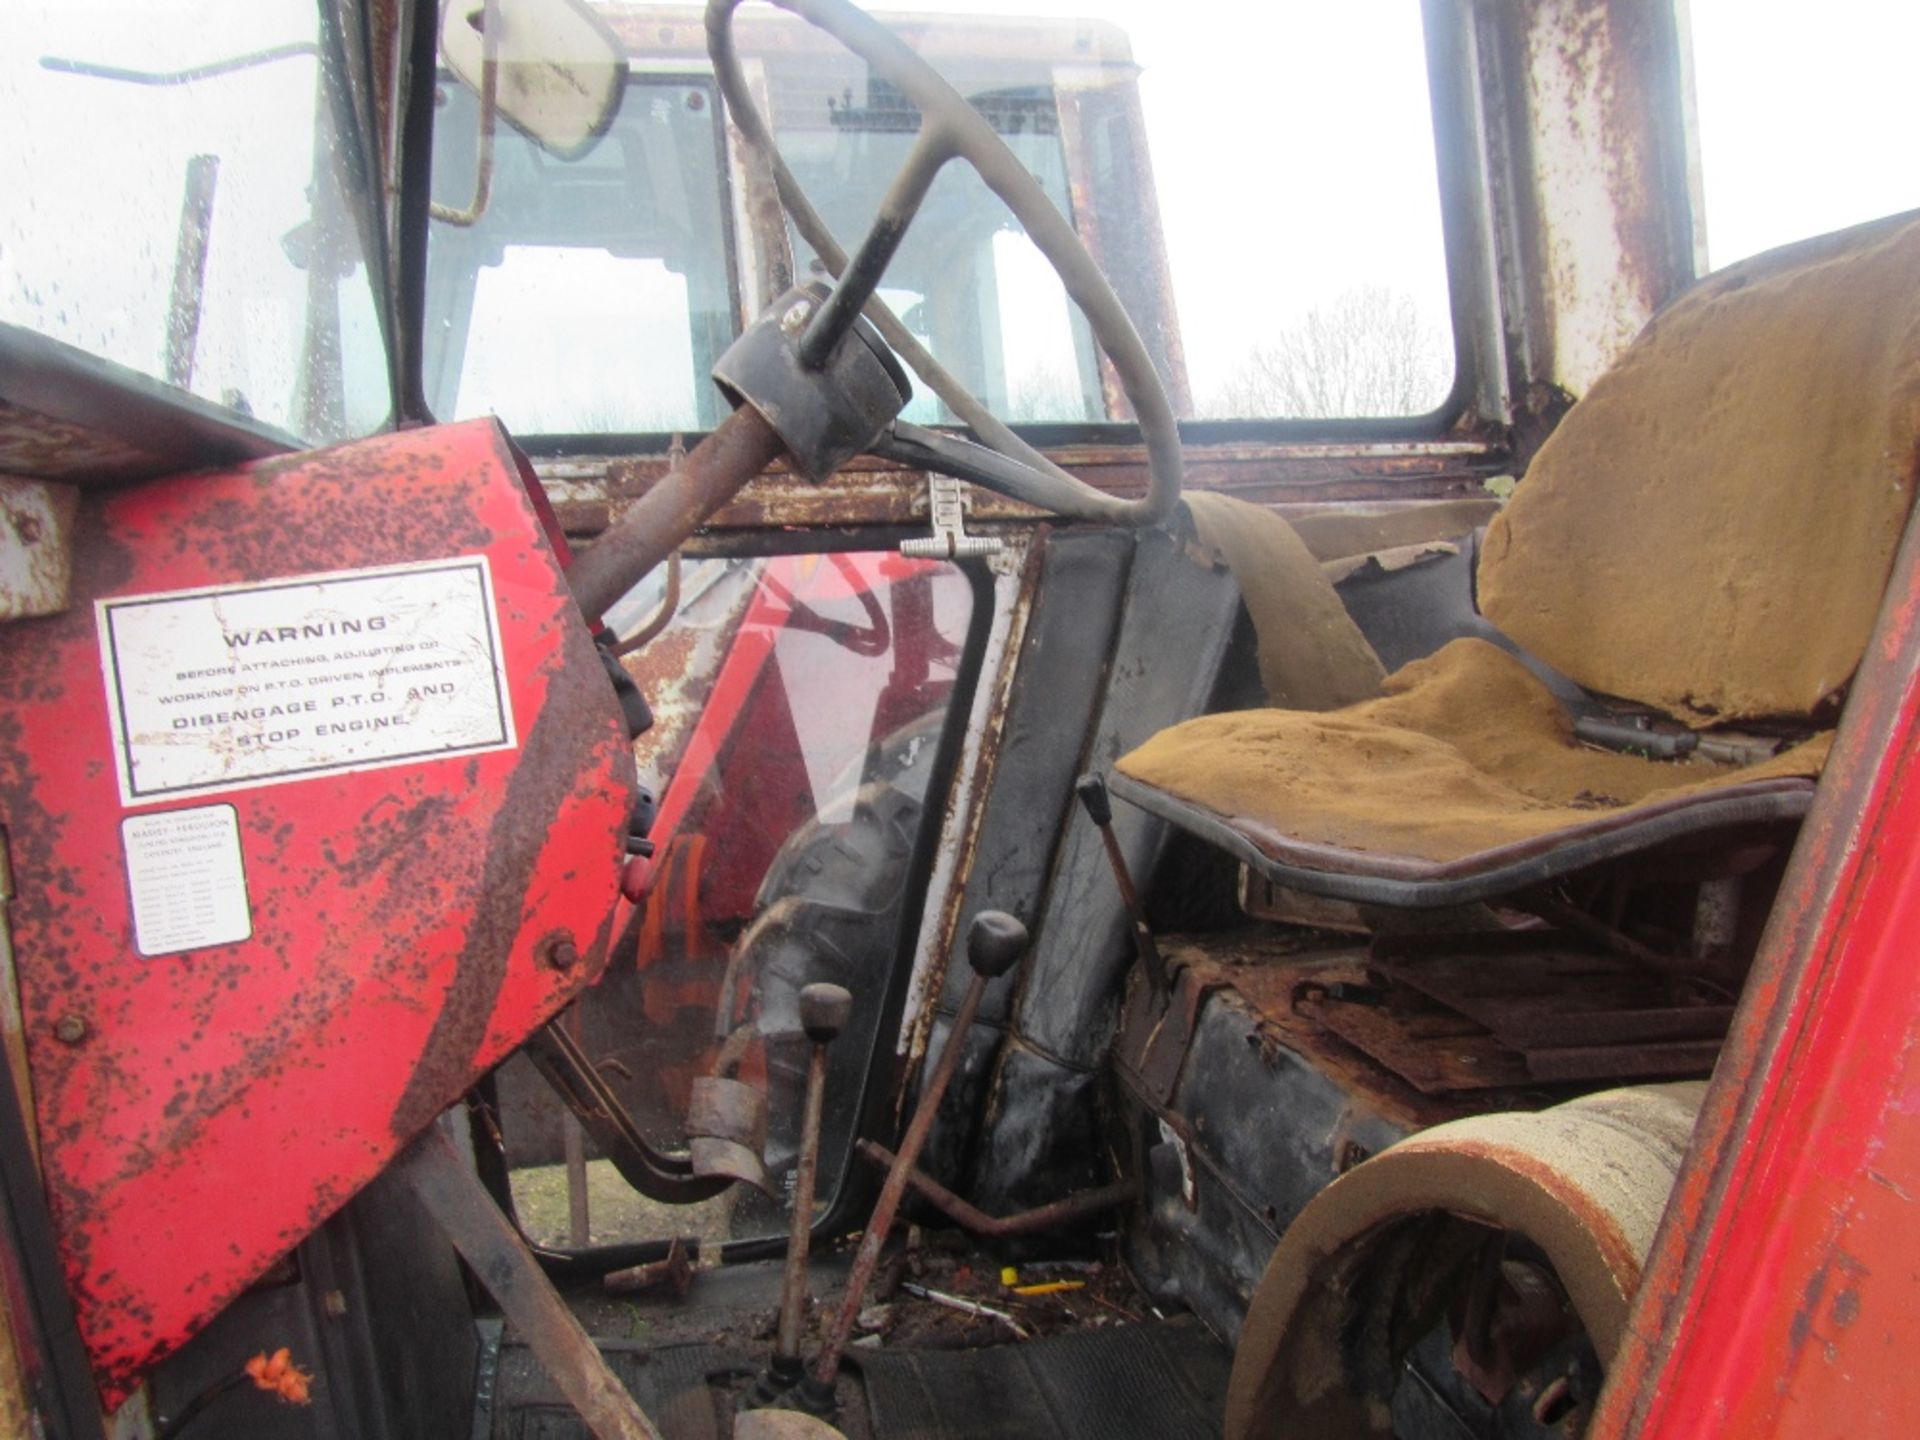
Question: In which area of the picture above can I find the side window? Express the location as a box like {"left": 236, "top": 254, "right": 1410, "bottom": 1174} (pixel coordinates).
{"left": 1688, "top": 1, "right": 1920, "bottom": 269}
{"left": 1, "top": 0, "right": 390, "bottom": 441}
{"left": 1090, "top": 3, "right": 1457, "bottom": 421}
{"left": 496, "top": 551, "right": 981, "bottom": 1248}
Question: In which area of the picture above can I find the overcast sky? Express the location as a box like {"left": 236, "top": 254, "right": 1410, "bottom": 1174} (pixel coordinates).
{"left": 1688, "top": 0, "right": 1919, "bottom": 267}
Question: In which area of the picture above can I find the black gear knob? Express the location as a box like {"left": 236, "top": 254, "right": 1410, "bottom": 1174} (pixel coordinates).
{"left": 1075, "top": 773, "right": 1113, "bottom": 827}
{"left": 966, "top": 911, "right": 1029, "bottom": 979}
{"left": 799, "top": 982, "right": 854, "bottom": 1043}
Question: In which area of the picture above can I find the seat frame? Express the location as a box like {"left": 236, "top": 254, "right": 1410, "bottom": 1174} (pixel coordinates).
{"left": 1109, "top": 770, "right": 1813, "bottom": 909}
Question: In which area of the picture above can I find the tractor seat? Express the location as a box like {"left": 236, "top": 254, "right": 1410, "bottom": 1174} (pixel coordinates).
{"left": 1113, "top": 211, "right": 1920, "bottom": 908}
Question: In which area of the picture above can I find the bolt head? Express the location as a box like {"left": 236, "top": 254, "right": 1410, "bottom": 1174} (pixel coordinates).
{"left": 52, "top": 1014, "right": 87, "bottom": 1046}
{"left": 540, "top": 934, "right": 580, "bottom": 972}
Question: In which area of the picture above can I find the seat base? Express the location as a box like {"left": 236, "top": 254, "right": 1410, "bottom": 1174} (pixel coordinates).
{"left": 1110, "top": 771, "right": 1811, "bottom": 908}
{"left": 1112, "top": 638, "right": 1827, "bottom": 908}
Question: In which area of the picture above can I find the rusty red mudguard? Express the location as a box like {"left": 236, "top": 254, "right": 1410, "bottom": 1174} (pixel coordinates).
{"left": 0, "top": 418, "right": 634, "bottom": 1402}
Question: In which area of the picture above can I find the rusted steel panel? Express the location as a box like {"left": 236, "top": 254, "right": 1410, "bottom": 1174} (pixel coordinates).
{"left": 0, "top": 418, "right": 634, "bottom": 1402}
{"left": 1592, "top": 465, "right": 1920, "bottom": 1433}
{"left": 0, "top": 401, "right": 166, "bottom": 485}
{"left": 0, "top": 477, "right": 78, "bottom": 621}
{"left": 1502, "top": 0, "right": 1698, "bottom": 395}
{"left": 543, "top": 438, "right": 1509, "bottom": 546}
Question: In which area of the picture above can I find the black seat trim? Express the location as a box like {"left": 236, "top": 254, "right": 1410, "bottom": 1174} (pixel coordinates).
{"left": 1108, "top": 771, "right": 1814, "bottom": 909}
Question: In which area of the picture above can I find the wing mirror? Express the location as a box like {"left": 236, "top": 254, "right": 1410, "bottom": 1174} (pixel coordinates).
{"left": 435, "top": 0, "right": 628, "bottom": 224}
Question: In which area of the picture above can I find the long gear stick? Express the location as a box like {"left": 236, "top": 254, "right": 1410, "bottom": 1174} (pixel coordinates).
{"left": 800, "top": 912, "right": 1029, "bottom": 1411}
{"left": 753, "top": 982, "right": 854, "bottom": 1406}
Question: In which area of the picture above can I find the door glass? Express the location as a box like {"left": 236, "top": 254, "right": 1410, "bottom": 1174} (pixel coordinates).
{"left": 423, "top": 1, "right": 1458, "bottom": 435}
{"left": 498, "top": 551, "right": 977, "bottom": 1248}
{"left": 2, "top": 0, "right": 390, "bottom": 441}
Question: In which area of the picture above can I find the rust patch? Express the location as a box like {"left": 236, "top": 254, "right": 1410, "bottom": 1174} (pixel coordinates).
{"left": 543, "top": 438, "right": 1508, "bottom": 548}
{"left": 1, "top": 477, "right": 80, "bottom": 620}
{"left": 0, "top": 399, "right": 168, "bottom": 483}
{"left": 389, "top": 620, "right": 627, "bottom": 1139}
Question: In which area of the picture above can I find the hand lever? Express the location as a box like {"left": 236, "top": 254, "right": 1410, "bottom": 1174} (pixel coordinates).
{"left": 800, "top": 912, "right": 1029, "bottom": 1412}
{"left": 753, "top": 983, "right": 854, "bottom": 1406}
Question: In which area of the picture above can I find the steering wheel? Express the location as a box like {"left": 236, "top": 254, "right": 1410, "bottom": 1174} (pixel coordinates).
{"left": 705, "top": 0, "right": 1182, "bottom": 526}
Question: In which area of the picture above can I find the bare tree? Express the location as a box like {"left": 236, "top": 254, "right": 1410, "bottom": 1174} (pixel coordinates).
{"left": 1203, "top": 286, "right": 1453, "bottom": 419}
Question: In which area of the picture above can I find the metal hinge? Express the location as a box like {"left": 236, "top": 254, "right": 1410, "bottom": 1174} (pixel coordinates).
{"left": 901, "top": 475, "right": 1003, "bottom": 559}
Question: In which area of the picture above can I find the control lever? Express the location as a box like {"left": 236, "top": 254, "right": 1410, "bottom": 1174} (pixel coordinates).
{"left": 1075, "top": 774, "right": 1169, "bottom": 1000}
{"left": 753, "top": 983, "right": 854, "bottom": 1407}
{"left": 800, "top": 912, "right": 1030, "bottom": 1412}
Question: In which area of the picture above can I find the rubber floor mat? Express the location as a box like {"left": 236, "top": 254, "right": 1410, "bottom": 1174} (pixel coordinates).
{"left": 483, "top": 1319, "right": 1230, "bottom": 1439}
{"left": 491, "top": 1335, "right": 752, "bottom": 1440}
{"left": 852, "top": 1318, "right": 1230, "bottom": 1440}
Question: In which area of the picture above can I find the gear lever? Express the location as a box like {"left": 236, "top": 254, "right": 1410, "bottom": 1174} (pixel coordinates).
{"left": 799, "top": 912, "right": 1029, "bottom": 1412}
{"left": 752, "top": 982, "right": 854, "bottom": 1406}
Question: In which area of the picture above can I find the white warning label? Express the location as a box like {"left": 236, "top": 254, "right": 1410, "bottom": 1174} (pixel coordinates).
{"left": 97, "top": 556, "right": 517, "bottom": 805}
{"left": 122, "top": 805, "right": 252, "bottom": 956}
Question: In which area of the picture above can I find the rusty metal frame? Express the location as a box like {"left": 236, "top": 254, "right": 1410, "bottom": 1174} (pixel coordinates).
{"left": 854, "top": 1139, "right": 1136, "bottom": 1237}
{"left": 375, "top": 0, "right": 1710, "bottom": 467}
{"left": 1450, "top": 0, "right": 1700, "bottom": 410}
{"left": 889, "top": 536, "right": 1040, "bottom": 1082}
{"left": 533, "top": 439, "right": 1509, "bottom": 549}
{"left": 1591, "top": 420, "right": 1920, "bottom": 1434}
{"left": 384, "top": 0, "right": 1571, "bottom": 459}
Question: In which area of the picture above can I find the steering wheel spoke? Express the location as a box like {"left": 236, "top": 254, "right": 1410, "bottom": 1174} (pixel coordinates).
{"left": 705, "top": 0, "right": 1181, "bottom": 524}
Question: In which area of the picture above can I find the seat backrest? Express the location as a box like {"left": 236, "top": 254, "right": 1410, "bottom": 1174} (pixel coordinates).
{"left": 1478, "top": 211, "right": 1920, "bottom": 727}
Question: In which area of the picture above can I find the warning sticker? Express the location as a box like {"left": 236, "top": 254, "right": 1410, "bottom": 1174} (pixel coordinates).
{"left": 97, "top": 556, "right": 517, "bottom": 805}
{"left": 122, "top": 805, "right": 252, "bottom": 956}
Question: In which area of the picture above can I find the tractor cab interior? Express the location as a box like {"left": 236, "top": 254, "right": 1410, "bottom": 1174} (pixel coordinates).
{"left": 4, "top": 2, "right": 1920, "bottom": 1439}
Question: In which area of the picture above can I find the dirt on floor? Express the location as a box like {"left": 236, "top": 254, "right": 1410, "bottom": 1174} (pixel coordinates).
{"left": 559, "top": 1225, "right": 1166, "bottom": 1360}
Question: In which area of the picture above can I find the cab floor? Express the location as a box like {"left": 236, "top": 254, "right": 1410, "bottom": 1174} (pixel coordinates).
{"left": 479, "top": 1316, "right": 1229, "bottom": 1439}
{"left": 477, "top": 1255, "right": 1231, "bottom": 1439}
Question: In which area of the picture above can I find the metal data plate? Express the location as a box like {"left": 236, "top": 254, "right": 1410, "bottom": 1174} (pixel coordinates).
{"left": 0, "top": 418, "right": 635, "bottom": 1401}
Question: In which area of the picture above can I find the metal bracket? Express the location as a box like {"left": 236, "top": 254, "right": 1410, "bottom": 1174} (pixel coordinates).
{"left": 523, "top": 1019, "right": 732, "bottom": 1205}
{"left": 901, "top": 475, "right": 1003, "bottom": 559}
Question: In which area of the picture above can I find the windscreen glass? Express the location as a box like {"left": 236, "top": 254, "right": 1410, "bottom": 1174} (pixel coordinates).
{"left": 425, "top": 1, "right": 1456, "bottom": 432}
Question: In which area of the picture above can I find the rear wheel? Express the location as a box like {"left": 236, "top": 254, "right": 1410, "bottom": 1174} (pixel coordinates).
{"left": 723, "top": 712, "right": 942, "bottom": 1228}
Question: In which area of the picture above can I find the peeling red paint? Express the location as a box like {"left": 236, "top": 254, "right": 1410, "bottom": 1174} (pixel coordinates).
{"left": 0, "top": 419, "right": 633, "bottom": 1403}
{"left": 1594, "top": 504, "right": 1920, "bottom": 1436}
